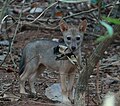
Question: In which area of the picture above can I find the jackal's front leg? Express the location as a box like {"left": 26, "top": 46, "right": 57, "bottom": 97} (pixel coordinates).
{"left": 60, "top": 72, "right": 72, "bottom": 105}
{"left": 68, "top": 71, "right": 76, "bottom": 102}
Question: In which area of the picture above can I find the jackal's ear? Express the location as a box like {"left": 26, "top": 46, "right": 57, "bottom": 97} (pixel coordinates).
{"left": 79, "top": 19, "right": 87, "bottom": 32}
{"left": 59, "top": 20, "right": 69, "bottom": 32}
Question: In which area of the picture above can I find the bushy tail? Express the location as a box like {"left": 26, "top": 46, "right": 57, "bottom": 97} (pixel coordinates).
{"left": 19, "top": 49, "right": 25, "bottom": 75}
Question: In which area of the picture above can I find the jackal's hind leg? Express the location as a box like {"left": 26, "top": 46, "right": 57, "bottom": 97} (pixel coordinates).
{"left": 20, "top": 72, "right": 28, "bottom": 94}
{"left": 28, "top": 64, "right": 45, "bottom": 95}
{"left": 20, "top": 65, "right": 33, "bottom": 94}
{"left": 29, "top": 72, "right": 37, "bottom": 94}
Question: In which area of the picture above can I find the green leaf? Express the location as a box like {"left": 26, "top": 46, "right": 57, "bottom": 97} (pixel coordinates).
{"left": 95, "top": 21, "right": 114, "bottom": 43}
{"left": 96, "top": 35, "right": 109, "bottom": 43}
{"left": 103, "top": 17, "right": 120, "bottom": 25}
{"left": 99, "top": 21, "right": 113, "bottom": 37}
{"left": 58, "top": 0, "right": 89, "bottom": 3}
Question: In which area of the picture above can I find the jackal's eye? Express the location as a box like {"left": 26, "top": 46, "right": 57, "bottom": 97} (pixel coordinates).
{"left": 67, "top": 37, "right": 71, "bottom": 40}
{"left": 76, "top": 37, "right": 80, "bottom": 40}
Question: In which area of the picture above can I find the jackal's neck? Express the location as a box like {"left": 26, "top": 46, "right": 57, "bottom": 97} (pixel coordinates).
{"left": 73, "top": 48, "right": 81, "bottom": 57}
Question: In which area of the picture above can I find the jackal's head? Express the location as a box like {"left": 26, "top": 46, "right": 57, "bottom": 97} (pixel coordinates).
{"left": 59, "top": 19, "right": 87, "bottom": 52}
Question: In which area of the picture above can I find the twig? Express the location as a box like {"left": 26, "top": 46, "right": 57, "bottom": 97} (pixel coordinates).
{"left": 30, "top": 1, "right": 58, "bottom": 24}
{"left": 0, "top": 15, "right": 17, "bottom": 66}
{"left": 1, "top": 15, "right": 16, "bottom": 26}
{"left": 107, "top": 0, "right": 118, "bottom": 17}
{"left": 62, "top": 3, "right": 115, "bottom": 21}
{"left": 0, "top": 2, "right": 25, "bottom": 69}
{"left": 0, "top": 15, "right": 20, "bottom": 68}
{"left": 92, "top": 97, "right": 99, "bottom": 105}
{"left": 0, "top": 86, "right": 11, "bottom": 96}
{"left": 0, "top": 80, "right": 15, "bottom": 96}
{"left": 9, "top": 2, "right": 25, "bottom": 68}
{"left": 21, "top": 2, "right": 117, "bottom": 25}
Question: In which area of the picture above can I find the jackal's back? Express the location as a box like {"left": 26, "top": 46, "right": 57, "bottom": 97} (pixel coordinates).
{"left": 19, "top": 39, "right": 63, "bottom": 75}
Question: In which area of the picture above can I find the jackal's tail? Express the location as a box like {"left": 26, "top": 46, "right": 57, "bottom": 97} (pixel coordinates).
{"left": 19, "top": 50, "right": 25, "bottom": 75}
